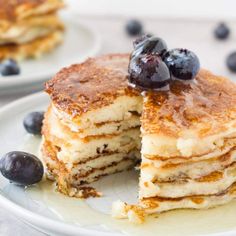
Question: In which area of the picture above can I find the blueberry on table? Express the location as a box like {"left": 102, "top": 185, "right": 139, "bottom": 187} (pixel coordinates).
{"left": 23, "top": 111, "right": 44, "bottom": 135}
{"left": 163, "top": 48, "right": 200, "bottom": 80}
{"left": 214, "top": 23, "right": 230, "bottom": 40}
{"left": 0, "top": 59, "right": 20, "bottom": 76}
{"left": 226, "top": 52, "right": 236, "bottom": 73}
{"left": 131, "top": 36, "right": 168, "bottom": 58}
{"left": 0, "top": 151, "right": 44, "bottom": 186}
{"left": 126, "top": 19, "right": 143, "bottom": 36}
{"left": 128, "top": 54, "right": 171, "bottom": 90}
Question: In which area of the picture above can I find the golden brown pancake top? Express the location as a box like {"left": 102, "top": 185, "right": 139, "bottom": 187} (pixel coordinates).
{"left": 45, "top": 54, "right": 139, "bottom": 118}
{"left": 142, "top": 69, "right": 236, "bottom": 137}
{"left": 0, "top": 0, "right": 63, "bottom": 22}
{"left": 46, "top": 53, "right": 236, "bottom": 138}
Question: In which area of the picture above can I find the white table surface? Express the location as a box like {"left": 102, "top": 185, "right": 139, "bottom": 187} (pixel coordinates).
{"left": 1, "top": 11, "right": 236, "bottom": 236}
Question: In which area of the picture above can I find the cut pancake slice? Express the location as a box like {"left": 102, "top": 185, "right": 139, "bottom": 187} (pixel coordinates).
{"left": 42, "top": 106, "right": 141, "bottom": 163}
{"left": 42, "top": 139, "right": 139, "bottom": 196}
{"left": 42, "top": 54, "right": 142, "bottom": 196}
{"left": 51, "top": 103, "right": 141, "bottom": 138}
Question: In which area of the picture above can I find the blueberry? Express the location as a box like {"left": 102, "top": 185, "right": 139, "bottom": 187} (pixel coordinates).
{"left": 0, "top": 59, "right": 20, "bottom": 76}
{"left": 214, "top": 23, "right": 230, "bottom": 40}
{"left": 133, "top": 33, "right": 153, "bottom": 48}
{"left": 128, "top": 54, "right": 171, "bottom": 90}
{"left": 126, "top": 19, "right": 143, "bottom": 36}
{"left": 131, "top": 36, "right": 168, "bottom": 58}
{"left": 163, "top": 48, "right": 200, "bottom": 80}
{"left": 23, "top": 112, "right": 44, "bottom": 135}
{"left": 0, "top": 151, "right": 44, "bottom": 186}
{"left": 226, "top": 52, "right": 236, "bottom": 73}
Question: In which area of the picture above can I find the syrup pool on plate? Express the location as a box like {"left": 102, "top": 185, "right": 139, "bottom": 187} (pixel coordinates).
{"left": 19, "top": 135, "right": 236, "bottom": 236}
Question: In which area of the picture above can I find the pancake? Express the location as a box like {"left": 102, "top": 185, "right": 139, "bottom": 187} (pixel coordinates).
{"left": 140, "top": 162, "right": 236, "bottom": 198}
{"left": 49, "top": 103, "right": 141, "bottom": 137}
{"left": 42, "top": 105, "right": 141, "bottom": 163}
{"left": 0, "top": 29, "right": 63, "bottom": 60}
{"left": 41, "top": 138, "right": 140, "bottom": 197}
{"left": 0, "top": 13, "right": 64, "bottom": 45}
{"left": 141, "top": 70, "right": 236, "bottom": 158}
{"left": 113, "top": 182, "right": 236, "bottom": 223}
{"left": 0, "top": 0, "right": 64, "bottom": 24}
{"left": 45, "top": 54, "right": 142, "bottom": 124}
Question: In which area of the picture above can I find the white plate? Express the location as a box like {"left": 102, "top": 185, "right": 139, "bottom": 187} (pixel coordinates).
{"left": 1, "top": 92, "right": 236, "bottom": 236}
{"left": 0, "top": 16, "right": 100, "bottom": 94}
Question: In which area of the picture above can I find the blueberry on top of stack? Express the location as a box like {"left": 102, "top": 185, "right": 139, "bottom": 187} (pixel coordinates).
{"left": 128, "top": 34, "right": 200, "bottom": 90}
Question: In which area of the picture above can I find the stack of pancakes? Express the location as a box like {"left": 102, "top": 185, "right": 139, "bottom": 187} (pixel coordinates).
{"left": 42, "top": 53, "right": 236, "bottom": 221}
{"left": 138, "top": 70, "right": 236, "bottom": 216}
{"left": 0, "top": 0, "right": 64, "bottom": 61}
{"left": 42, "top": 54, "right": 142, "bottom": 197}
{"left": 113, "top": 68, "right": 236, "bottom": 223}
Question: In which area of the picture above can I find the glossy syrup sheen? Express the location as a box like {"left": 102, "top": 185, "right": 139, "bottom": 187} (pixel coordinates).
{"left": 141, "top": 69, "right": 236, "bottom": 138}
{"left": 20, "top": 136, "right": 236, "bottom": 236}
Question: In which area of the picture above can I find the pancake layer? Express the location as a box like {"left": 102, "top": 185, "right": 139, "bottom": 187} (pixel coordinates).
{"left": 0, "top": 30, "right": 63, "bottom": 61}
{"left": 0, "top": 0, "right": 64, "bottom": 60}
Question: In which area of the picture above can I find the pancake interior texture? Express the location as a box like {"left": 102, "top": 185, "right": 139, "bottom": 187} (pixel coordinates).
{"left": 43, "top": 54, "right": 142, "bottom": 197}
{"left": 0, "top": 0, "right": 64, "bottom": 60}
{"left": 43, "top": 53, "right": 236, "bottom": 223}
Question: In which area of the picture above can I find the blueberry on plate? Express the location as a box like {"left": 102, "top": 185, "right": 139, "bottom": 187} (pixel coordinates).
{"left": 128, "top": 54, "right": 171, "bottom": 90}
{"left": 0, "top": 59, "right": 20, "bottom": 76}
{"left": 214, "top": 23, "right": 230, "bottom": 40}
{"left": 226, "top": 51, "right": 236, "bottom": 73}
{"left": 163, "top": 48, "right": 200, "bottom": 80}
{"left": 0, "top": 151, "right": 44, "bottom": 186}
{"left": 23, "top": 111, "right": 44, "bottom": 135}
{"left": 131, "top": 36, "right": 168, "bottom": 58}
{"left": 126, "top": 19, "right": 143, "bottom": 36}
{"left": 133, "top": 33, "right": 153, "bottom": 48}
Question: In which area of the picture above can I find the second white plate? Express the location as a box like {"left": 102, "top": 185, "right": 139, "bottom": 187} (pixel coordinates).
{"left": 0, "top": 15, "right": 100, "bottom": 93}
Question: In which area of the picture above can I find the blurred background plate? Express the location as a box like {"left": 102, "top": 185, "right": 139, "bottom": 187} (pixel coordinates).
{"left": 0, "top": 15, "right": 101, "bottom": 94}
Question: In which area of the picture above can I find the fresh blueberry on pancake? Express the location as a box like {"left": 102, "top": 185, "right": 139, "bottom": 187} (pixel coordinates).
{"left": 126, "top": 19, "right": 143, "bottom": 36}
{"left": 133, "top": 33, "right": 153, "bottom": 48}
{"left": 132, "top": 36, "right": 168, "bottom": 58}
{"left": 0, "top": 59, "right": 20, "bottom": 76}
{"left": 23, "top": 112, "right": 44, "bottom": 135}
{"left": 128, "top": 54, "right": 170, "bottom": 90}
{"left": 163, "top": 48, "right": 200, "bottom": 80}
{"left": 226, "top": 51, "right": 236, "bottom": 73}
{"left": 0, "top": 151, "right": 43, "bottom": 186}
{"left": 214, "top": 22, "right": 230, "bottom": 40}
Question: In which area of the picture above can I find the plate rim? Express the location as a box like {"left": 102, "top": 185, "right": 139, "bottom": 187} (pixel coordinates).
{"left": 0, "top": 16, "right": 101, "bottom": 90}
{"left": 0, "top": 92, "right": 236, "bottom": 236}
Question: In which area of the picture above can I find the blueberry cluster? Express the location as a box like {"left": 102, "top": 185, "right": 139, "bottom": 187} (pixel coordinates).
{"left": 128, "top": 35, "right": 200, "bottom": 90}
